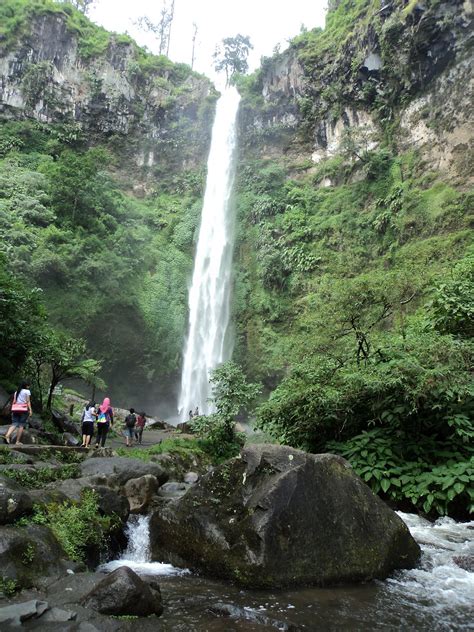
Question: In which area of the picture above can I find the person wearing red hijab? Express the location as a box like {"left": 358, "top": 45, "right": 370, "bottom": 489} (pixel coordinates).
{"left": 95, "top": 397, "right": 114, "bottom": 448}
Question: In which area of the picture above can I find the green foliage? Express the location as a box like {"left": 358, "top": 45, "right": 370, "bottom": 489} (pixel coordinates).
{"left": 213, "top": 34, "right": 253, "bottom": 82}
{"left": 328, "top": 428, "right": 473, "bottom": 517}
{"left": 0, "top": 254, "right": 45, "bottom": 387}
{"left": 20, "top": 489, "right": 118, "bottom": 562}
{"left": 429, "top": 253, "right": 474, "bottom": 339}
{"left": 0, "top": 577, "right": 19, "bottom": 597}
{"left": 189, "top": 362, "right": 261, "bottom": 461}
{"left": 2, "top": 464, "right": 80, "bottom": 488}
{"left": 116, "top": 437, "right": 206, "bottom": 462}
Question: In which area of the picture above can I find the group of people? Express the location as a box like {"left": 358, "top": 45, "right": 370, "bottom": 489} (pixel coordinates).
{"left": 80, "top": 397, "right": 114, "bottom": 448}
{"left": 188, "top": 406, "right": 199, "bottom": 420}
{"left": 4, "top": 383, "right": 147, "bottom": 449}
{"left": 80, "top": 400, "right": 147, "bottom": 448}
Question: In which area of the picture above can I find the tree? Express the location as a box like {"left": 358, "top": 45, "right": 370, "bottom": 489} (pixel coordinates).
{"left": 190, "top": 361, "right": 261, "bottom": 459}
{"left": 191, "top": 22, "right": 198, "bottom": 70}
{"left": 136, "top": 1, "right": 175, "bottom": 57}
{"left": 209, "top": 361, "right": 261, "bottom": 438}
{"left": 27, "top": 330, "right": 105, "bottom": 411}
{"left": 60, "top": 0, "right": 95, "bottom": 15}
{"left": 0, "top": 254, "right": 45, "bottom": 389}
{"left": 213, "top": 34, "right": 253, "bottom": 83}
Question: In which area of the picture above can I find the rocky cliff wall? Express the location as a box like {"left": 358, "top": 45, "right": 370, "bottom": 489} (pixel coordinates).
{"left": 0, "top": 7, "right": 216, "bottom": 175}
{"left": 239, "top": 0, "right": 473, "bottom": 183}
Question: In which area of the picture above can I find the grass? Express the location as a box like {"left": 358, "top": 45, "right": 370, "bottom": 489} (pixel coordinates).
{"left": 115, "top": 437, "right": 207, "bottom": 463}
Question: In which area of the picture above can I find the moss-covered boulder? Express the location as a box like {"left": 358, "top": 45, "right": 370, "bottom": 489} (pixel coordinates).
{"left": 0, "top": 525, "right": 72, "bottom": 588}
{"left": 149, "top": 444, "right": 420, "bottom": 588}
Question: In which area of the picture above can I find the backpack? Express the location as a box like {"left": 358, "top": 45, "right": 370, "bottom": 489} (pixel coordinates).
{"left": 125, "top": 413, "right": 136, "bottom": 428}
{"left": 97, "top": 411, "right": 108, "bottom": 424}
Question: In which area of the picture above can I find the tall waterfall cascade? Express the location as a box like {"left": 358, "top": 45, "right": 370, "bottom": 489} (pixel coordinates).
{"left": 178, "top": 87, "right": 241, "bottom": 420}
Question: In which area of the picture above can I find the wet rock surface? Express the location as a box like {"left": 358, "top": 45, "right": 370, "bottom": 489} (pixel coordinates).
{"left": 150, "top": 444, "right": 421, "bottom": 588}
{"left": 81, "top": 566, "right": 163, "bottom": 617}
{"left": 80, "top": 457, "right": 168, "bottom": 487}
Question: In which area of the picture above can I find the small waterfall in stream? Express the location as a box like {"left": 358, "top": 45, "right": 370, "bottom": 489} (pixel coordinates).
{"left": 100, "top": 512, "right": 472, "bottom": 629}
{"left": 178, "top": 87, "right": 241, "bottom": 421}
{"left": 101, "top": 515, "right": 183, "bottom": 576}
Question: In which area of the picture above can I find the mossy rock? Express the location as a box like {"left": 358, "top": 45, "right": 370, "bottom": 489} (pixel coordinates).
{"left": 150, "top": 444, "right": 420, "bottom": 588}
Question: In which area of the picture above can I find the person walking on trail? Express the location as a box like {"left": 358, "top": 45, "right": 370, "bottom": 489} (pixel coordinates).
{"left": 135, "top": 412, "right": 146, "bottom": 445}
{"left": 95, "top": 397, "right": 114, "bottom": 448}
{"left": 5, "top": 381, "right": 32, "bottom": 445}
{"left": 81, "top": 401, "right": 96, "bottom": 448}
{"left": 194, "top": 406, "right": 199, "bottom": 417}
{"left": 124, "top": 408, "right": 137, "bottom": 447}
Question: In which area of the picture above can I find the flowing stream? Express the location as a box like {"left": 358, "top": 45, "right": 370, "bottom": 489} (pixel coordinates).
{"left": 178, "top": 86, "right": 241, "bottom": 421}
{"left": 102, "top": 512, "right": 474, "bottom": 631}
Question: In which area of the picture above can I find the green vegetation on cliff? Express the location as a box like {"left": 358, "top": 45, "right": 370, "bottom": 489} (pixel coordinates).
{"left": 233, "top": 0, "right": 473, "bottom": 517}
{"left": 0, "top": 0, "right": 215, "bottom": 408}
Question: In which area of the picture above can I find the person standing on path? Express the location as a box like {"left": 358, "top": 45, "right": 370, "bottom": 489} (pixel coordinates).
{"left": 134, "top": 412, "right": 146, "bottom": 445}
{"left": 5, "top": 381, "right": 32, "bottom": 445}
{"left": 81, "top": 401, "right": 96, "bottom": 448}
{"left": 124, "top": 408, "right": 137, "bottom": 447}
{"left": 95, "top": 397, "right": 114, "bottom": 448}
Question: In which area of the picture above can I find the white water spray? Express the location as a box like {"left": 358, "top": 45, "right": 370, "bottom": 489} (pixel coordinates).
{"left": 178, "top": 87, "right": 241, "bottom": 420}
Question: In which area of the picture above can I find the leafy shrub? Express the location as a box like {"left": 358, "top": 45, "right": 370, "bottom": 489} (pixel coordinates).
{"left": 2, "top": 464, "right": 80, "bottom": 488}
{"left": 18, "top": 489, "right": 119, "bottom": 562}
{"left": 328, "top": 428, "right": 473, "bottom": 517}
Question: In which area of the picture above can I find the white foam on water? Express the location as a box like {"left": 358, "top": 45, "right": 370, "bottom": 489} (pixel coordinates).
{"left": 389, "top": 512, "right": 474, "bottom": 611}
{"left": 100, "top": 514, "right": 187, "bottom": 577}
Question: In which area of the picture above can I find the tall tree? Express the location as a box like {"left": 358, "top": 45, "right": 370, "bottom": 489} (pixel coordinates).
{"left": 213, "top": 34, "right": 253, "bottom": 83}
{"left": 136, "top": 0, "right": 175, "bottom": 57}
{"left": 191, "top": 22, "right": 198, "bottom": 70}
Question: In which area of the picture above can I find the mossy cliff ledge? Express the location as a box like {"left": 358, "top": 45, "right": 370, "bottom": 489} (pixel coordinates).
{"left": 0, "top": 0, "right": 216, "bottom": 172}
{"left": 239, "top": 0, "right": 473, "bottom": 179}
{"left": 149, "top": 445, "right": 420, "bottom": 588}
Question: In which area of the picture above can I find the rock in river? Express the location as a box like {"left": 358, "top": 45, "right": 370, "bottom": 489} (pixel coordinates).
{"left": 149, "top": 444, "right": 420, "bottom": 588}
{"left": 81, "top": 566, "right": 163, "bottom": 617}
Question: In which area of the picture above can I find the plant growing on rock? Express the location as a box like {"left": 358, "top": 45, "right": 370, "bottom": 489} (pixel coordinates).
{"left": 192, "top": 362, "right": 261, "bottom": 460}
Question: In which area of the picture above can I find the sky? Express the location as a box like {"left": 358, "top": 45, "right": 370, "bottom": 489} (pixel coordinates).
{"left": 89, "top": 0, "right": 329, "bottom": 80}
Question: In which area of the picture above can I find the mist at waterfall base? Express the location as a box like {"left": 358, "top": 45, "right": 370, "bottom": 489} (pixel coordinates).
{"left": 177, "top": 87, "right": 241, "bottom": 422}
{"left": 101, "top": 513, "right": 473, "bottom": 631}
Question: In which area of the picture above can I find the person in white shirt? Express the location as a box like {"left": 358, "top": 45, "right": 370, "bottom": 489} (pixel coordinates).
{"left": 5, "top": 381, "right": 32, "bottom": 445}
{"left": 81, "top": 401, "right": 97, "bottom": 448}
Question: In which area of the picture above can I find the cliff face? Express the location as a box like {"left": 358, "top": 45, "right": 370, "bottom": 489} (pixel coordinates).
{"left": 239, "top": 0, "right": 473, "bottom": 183}
{"left": 0, "top": 1, "right": 218, "bottom": 410}
{"left": 0, "top": 6, "right": 216, "bottom": 174}
{"left": 232, "top": 0, "right": 473, "bottom": 400}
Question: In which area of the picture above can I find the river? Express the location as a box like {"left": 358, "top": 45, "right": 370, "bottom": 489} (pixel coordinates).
{"left": 102, "top": 511, "right": 474, "bottom": 631}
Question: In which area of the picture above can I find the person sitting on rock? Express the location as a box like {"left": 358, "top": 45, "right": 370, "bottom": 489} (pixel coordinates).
{"left": 95, "top": 397, "right": 114, "bottom": 448}
{"left": 81, "top": 401, "right": 96, "bottom": 448}
{"left": 124, "top": 408, "right": 137, "bottom": 447}
{"left": 135, "top": 411, "right": 146, "bottom": 445}
{"left": 5, "top": 381, "right": 32, "bottom": 445}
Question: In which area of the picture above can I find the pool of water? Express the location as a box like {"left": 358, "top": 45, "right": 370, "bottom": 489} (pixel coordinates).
{"left": 100, "top": 512, "right": 474, "bottom": 631}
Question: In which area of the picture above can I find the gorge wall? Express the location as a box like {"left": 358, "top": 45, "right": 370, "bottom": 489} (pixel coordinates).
{"left": 0, "top": 0, "right": 216, "bottom": 411}
{"left": 1, "top": 0, "right": 472, "bottom": 469}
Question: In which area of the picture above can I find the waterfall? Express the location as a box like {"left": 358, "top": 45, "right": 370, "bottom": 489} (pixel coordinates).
{"left": 178, "top": 86, "right": 241, "bottom": 420}
{"left": 100, "top": 514, "right": 183, "bottom": 575}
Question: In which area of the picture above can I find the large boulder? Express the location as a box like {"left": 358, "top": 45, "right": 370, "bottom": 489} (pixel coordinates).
{"left": 51, "top": 410, "right": 80, "bottom": 436}
{"left": 80, "top": 457, "right": 168, "bottom": 488}
{"left": 81, "top": 566, "right": 163, "bottom": 617}
{"left": 0, "top": 476, "right": 33, "bottom": 524}
{"left": 0, "top": 524, "right": 72, "bottom": 588}
{"left": 149, "top": 445, "right": 420, "bottom": 588}
{"left": 55, "top": 478, "right": 130, "bottom": 523}
{"left": 123, "top": 474, "right": 159, "bottom": 513}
